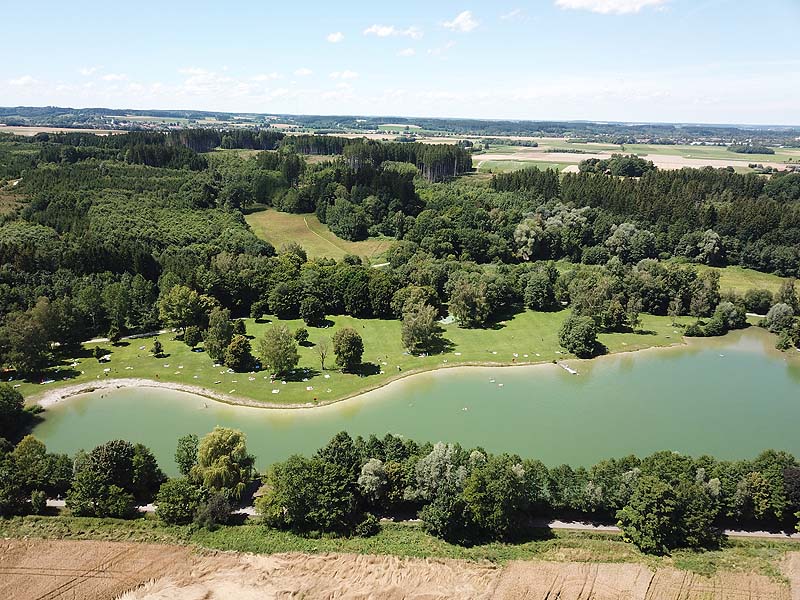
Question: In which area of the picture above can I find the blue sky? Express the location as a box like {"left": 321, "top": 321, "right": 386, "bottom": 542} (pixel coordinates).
{"left": 2, "top": 0, "right": 799, "bottom": 124}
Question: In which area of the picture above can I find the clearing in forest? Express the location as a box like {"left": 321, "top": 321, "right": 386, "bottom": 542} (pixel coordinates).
{"left": 245, "top": 206, "right": 391, "bottom": 261}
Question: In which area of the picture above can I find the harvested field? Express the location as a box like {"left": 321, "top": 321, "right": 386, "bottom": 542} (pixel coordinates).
{"left": 0, "top": 539, "right": 192, "bottom": 600}
{"left": 4, "top": 538, "right": 797, "bottom": 600}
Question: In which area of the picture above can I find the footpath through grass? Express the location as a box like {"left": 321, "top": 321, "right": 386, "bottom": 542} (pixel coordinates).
{"left": 20, "top": 310, "right": 682, "bottom": 407}
{"left": 0, "top": 515, "right": 796, "bottom": 577}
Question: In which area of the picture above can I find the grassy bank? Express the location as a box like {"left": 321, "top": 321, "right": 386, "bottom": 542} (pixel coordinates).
{"left": 21, "top": 310, "right": 683, "bottom": 408}
{"left": 0, "top": 515, "right": 795, "bottom": 578}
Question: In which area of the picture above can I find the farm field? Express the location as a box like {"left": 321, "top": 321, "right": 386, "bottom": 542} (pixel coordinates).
{"left": 1, "top": 519, "right": 799, "bottom": 600}
{"left": 21, "top": 310, "right": 682, "bottom": 409}
{"left": 245, "top": 206, "right": 391, "bottom": 261}
{"left": 465, "top": 136, "right": 798, "bottom": 173}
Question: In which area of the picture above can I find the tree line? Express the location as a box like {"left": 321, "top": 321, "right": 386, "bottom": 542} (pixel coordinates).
{"left": 2, "top": 406, "right": 799, "bottom": 555}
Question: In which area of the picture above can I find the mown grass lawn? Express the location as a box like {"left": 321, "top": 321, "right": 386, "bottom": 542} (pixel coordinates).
{"left": 20, "top": 310, "right": 683, "bottom": 407}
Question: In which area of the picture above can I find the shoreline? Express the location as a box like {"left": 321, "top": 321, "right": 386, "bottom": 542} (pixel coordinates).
{"left": 31, "top": 335, "right": 694, "bottom": 411}
{"left": 31, "top": 326, "right": 792, "bottom": 412}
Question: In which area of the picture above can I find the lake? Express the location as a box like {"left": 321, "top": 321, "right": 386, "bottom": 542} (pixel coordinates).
{"left": 33, "top": 328, "right": 800, "bottom": 474}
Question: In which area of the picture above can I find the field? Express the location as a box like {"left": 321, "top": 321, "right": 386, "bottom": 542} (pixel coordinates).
{"left": 22, "top": 309, "right": 684, "bottom": 409}
{"left": 0, "top": 538, "right": 192, "bottom": 600}
{"left": 468, "top": 138, "right": 800, "bottom": 174}
{"left": 703, "top": 264, "right": 791, "bottom": 296}
{"left": 2, "top": 517, "right": 799, "bottom": 599}
{"left": 245, "top": 206, "right": 392, "bottom": 261}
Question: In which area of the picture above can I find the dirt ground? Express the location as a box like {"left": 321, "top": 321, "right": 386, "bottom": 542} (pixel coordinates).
{"left": 2, "top": 539, "right": 796, "bottom": 600}
{"left": 0, "top": 539, "right": 192, "bottom": 600}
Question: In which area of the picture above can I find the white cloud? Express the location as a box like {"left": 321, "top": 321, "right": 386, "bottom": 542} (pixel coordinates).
{"left": 329, "top": 70, "right": 359, "bottom": 80}
{"left": 9, "top": 75, "right": 37, "bottom": 86}
{"left": 102, "top": 73, "right": 127, "bottom": 81}
{"left": 326, "top": 31, "right": 344, "bottom": 43}
{"left": 554, "top": 0, "right": 669, "bottom": 14}
{"left": 500, "top": 8, "right": 524, "bottom": 21}
{"left": 251, "top": 72, "right": 281, "bottom": 81}
{"left": 294, "top": 67, "right": 313, "bottom": 76}
{"left": 363, "top": 24, "right": 423, "bottom": 39}
{"left": 79, "top": 66, "right": 100, "bottom": 76}
{"left": 442, "top": 10, "right": 478, "bottom": 32}
{"left": 398, "top": 48, "right": 416, "bottom": 57}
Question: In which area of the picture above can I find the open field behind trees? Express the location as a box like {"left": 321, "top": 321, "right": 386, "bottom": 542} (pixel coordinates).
{"left": 1, "top": 518, "right": 799, "bottom": 600}
{"left": 703, "top": 264, "right": 792, "bottom": 296}
{"left": 244, "top": 206, "right": 392, "bottom": 261}
{"left": 22, "top": 311, "right": 681, "bottom": 408}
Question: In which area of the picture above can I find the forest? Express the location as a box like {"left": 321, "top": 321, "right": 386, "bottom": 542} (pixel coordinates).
{"left": 0, "top": 129, "right": 799, "bottom": 377}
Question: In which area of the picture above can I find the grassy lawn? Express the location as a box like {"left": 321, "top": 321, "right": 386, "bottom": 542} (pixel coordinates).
{"left": 1, "top": 515, "right": 796, "bottom": 576}
{"left": 698, "top": 265, "right": 790, "bottom": 296}
{"left": 20, "top": 310, "right": 682, "bottom": 408}
{"left": 244, "top": 206, "right": 392, "bottom": 262}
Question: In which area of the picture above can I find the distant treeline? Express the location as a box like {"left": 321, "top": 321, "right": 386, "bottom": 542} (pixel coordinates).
{"left": 728, "top": 144, "right": 775, "bottom": 155}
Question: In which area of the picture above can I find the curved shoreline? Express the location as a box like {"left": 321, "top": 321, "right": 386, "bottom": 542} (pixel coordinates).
{"left": 31, "top": 336, "right": 697, "bottom": 411}
{"left": 34, "top": 326, "right": 797, "bottom": 412}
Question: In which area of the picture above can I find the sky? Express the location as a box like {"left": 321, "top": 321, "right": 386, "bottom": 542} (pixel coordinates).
{"left": 2, "top": 0, "right": 799, "bottom": 125}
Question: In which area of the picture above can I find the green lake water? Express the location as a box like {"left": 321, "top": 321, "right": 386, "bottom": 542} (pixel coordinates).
{"left": 33, "top": 328, "right": 800, "bottom": 475}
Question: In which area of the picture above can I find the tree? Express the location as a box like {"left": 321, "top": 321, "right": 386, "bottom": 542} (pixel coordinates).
{"left": 175, "top": 433, "right": 199, "bottom": 477}
{"left": 155, "top": 478, "right": 204, "bottom": 525}
{"left": 0, "top": 310, "right": 50, "bottom": 374}
{"left": 0, "top": 385, "right": 28, "bottom": 441}
{"left": 151, "top": 339, "right": 164, "bottom": 358}
{"left": 316, "top": 431, "right": 361, "bottom": 481}
{"left": 617, "top": 476, "right": 679, "bottom": 555}
{"left": 225, "top": 335, "right": 254, "bottom": 372}
{"left": 294, "top": 327, "right": 309, "bottom": 345}
{"left": 205, "top": 308, "right": 234, "bottom": 363}
{"left": 524, "top": 271, "right": 556, "bottom": 311}
{"left": 232, "top": 319, "right": 246, "bottom": 336}
{"left": 257, "top": 325, "right": 300, "bottom": 376}
{"left": 401, "top": 302, "right": 443, "bottom": 354}
{"left": 257, "top": 454, "right": 357, "bottom": 533}
{"left": 358, "top": 458, "right": 387, "bottom": 505}
{"left": 776, "top": 279, "right": 799, "bottom": 312}
{"left": 315, "top": 337, "right": 331, "bottom": 371}
{"left": 191, "top": 427, "right": 254, "bottom": 499}
{"left": 559, "top": 314, "right": 598, "bottom": 358}
{"left": 449, "top": 279, "right": 489, "bottom": 328}
{"left": 462, "top": 454, "right": 528, "bottom": 541}
{"left": 764, "top": 303, "right": 795, "bottom": 333}
{"left": 300, "top": 295, "right": 325, "bottom": 326}
{"left": 184, "top": 325, "right": 202, "bottom": 348}
{"left": 332, "top": 328, "right": 364, "bottom": 371}
{"left": 158, "top": 285, "right": 204, "bottom": 336}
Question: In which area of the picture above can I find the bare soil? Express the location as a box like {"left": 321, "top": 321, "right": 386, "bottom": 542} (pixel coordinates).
{"left": 3, "top": 539, "right": 796, "bottom": 600}
{"left": 0, "top": 539, "right": 191, "bottom": 600}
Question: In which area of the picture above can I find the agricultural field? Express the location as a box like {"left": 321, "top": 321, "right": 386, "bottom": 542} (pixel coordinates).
{"left": 467, "top": 137, "right": 800, "bottom": 174}
{"left": 1, "top": 519, "right": 798, "bottom": 600}
{"left": 245, "top": 206, "right": 391, "bottom": 261}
